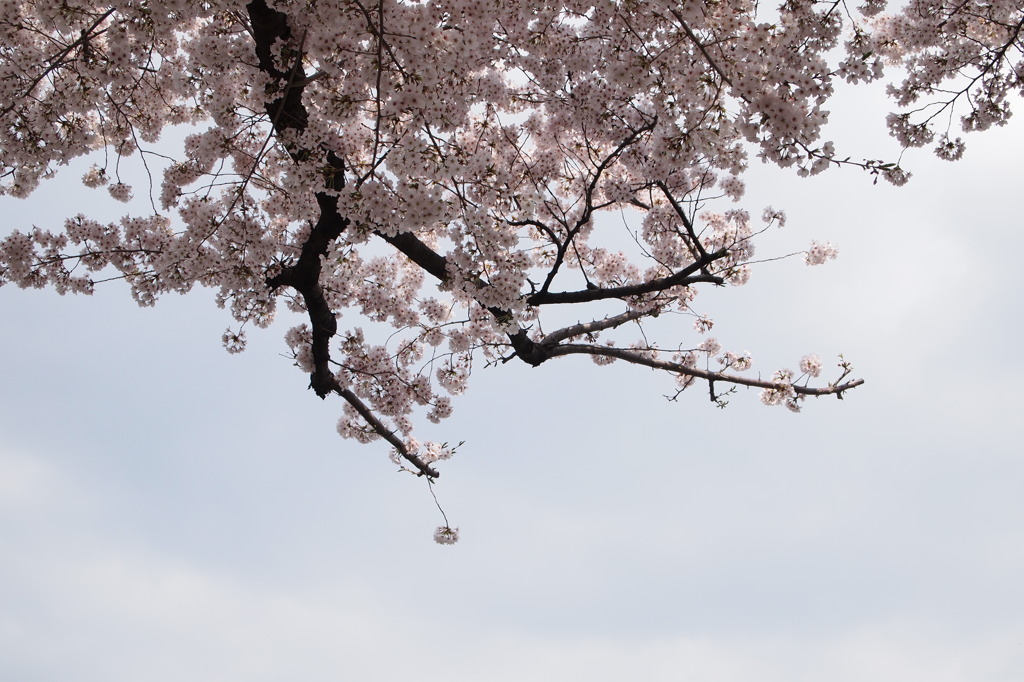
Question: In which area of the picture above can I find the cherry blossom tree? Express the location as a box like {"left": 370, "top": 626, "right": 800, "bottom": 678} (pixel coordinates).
{"left": 2, "top": 0, "right": 1021, "bottom": 539}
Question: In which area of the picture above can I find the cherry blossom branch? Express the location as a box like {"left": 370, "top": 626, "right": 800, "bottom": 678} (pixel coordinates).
{"left": 376, "top": 232, "right": 448, "bottom": 281}
{"left": 541, "top": 309, "right": 651, "bottom": 346}
{"left": 0, "top": 8, "right": 115, "bottom": 118}
{"left": 548, "top": 343, "right": 864, "bottom": 397}
{"left": 670, "top": 10, "right": 734, "bottom": 88}
{"left": 655, "top": 180, "right": 711, "bottom": 264}
{"left": 373, "top": 225, "right": 722, "bottom": 372}
{"left": 348, "top": 0, "right": 407, "bottom": 78}
{"left": 247, "top": 0, "right": 439, "bottom": 477}
{"left": 536, "top": 118, "right": 657, "bottom": 297}
{"left": 238, "top": 0, "right": 871, "bottom": 468}
{"left": 527, "top": 249, "right": 728, "bottom": 305}
{"left": 337, "top": 387, "right": 440, "bottom": 478}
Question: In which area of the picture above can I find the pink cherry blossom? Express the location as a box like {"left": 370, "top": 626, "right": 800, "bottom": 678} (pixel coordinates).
{"left": 433, "top": 526, "right": 460, "bottom": 546}
{"left": 1, "top": 0, "right": 1018, "bottom": 537}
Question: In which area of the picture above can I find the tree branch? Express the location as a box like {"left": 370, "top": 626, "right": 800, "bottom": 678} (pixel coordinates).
{"left": 338, "top": 387, "right": 440, "bottom": 478}
{"left": 549, "top": 343, "right": 865, "bottom": 397}
{"left": 1, "top": 9, "right": 116, "bottom": 119}
{"left": 654, "top": 179, "right": 711, "bottom": 265}
{"left": 527, "top": 249, "right": 728, "bottom": 305}
{"left": 376, "top": 232, "right": 449, "bottom": 281}
{"left": 247, "top": 0, "right": 439, "bottom": 478}
{"left": 670, "top": 10, "right": 734, "bottom": 88}
{"left": 541, "top": 309, "right": 650, "bottom": 346}
{"left": 536, "top": 117, "right": 657, "bottom": 297}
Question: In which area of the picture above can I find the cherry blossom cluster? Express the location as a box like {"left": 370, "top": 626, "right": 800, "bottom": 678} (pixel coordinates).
{"left": 2, "top": 0, "right": 1017, "bottom": 524}
{"left": 433, "top": 525, "right": 459, "bottom": 545}
{"left": 863, "top": 0, "right": 1023, "bottom": 158}
{"left": 805, "top": 241, "right": 840, "bottom": 266}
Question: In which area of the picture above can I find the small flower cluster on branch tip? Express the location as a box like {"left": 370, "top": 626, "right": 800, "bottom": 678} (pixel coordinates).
{"left": 760, "top": 355, "right": 848, "bottom": 412}
{"left": 806, "top": 241, "right": 839, "bottom": 266}
{"left": 389, "top": 440, "right": 461, "bottom": 471}
{"left": 433, "top": 526, "right": 460, "bottom": 546}
{"left": 221, "top": 329, "right": 247, "bottom": 354}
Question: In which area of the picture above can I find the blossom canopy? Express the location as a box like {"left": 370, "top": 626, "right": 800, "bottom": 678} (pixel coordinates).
{"left": 1, "top": 0, "right": 1020, "bottom": 480}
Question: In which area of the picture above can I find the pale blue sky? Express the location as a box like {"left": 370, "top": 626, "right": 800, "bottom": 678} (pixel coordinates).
{"left": 1, "top": 81, "right": 1023, "bottom": 681}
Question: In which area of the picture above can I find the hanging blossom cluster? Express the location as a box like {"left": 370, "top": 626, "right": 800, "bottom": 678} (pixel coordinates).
{"left": 433, "top": 526, "right": 460, "bottom": 545}
{"left": 1, "top": 0, "right": 1021, "bottom": 540}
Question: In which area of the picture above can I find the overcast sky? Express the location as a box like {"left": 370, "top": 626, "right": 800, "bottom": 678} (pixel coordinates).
{"left": 2, "top": 77, "right": 1023, "bottom": 681}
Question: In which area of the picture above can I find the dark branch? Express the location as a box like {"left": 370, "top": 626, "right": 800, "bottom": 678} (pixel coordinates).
{"left": 376, "top": 232, "right": 449, "bottom": 281}
{"left": 536, "top": 118, "right": 657, "bottom": 297}
{"left": 549, "top": 343, "right": 865, "bottom": 397}
{"left": 541, "top": 309, "right": 650, "bottom": 346}
{"left": 339, "top": 387, "right": 440, "bottom": 478}
{"left": 655, "top": 179, "right": 712, "bottom": 266}
{"left": 527, "top": 249, "right": 728, "bottom": 305}
{"left": 247, "top": 0, "right": 437, "bottom": 478}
